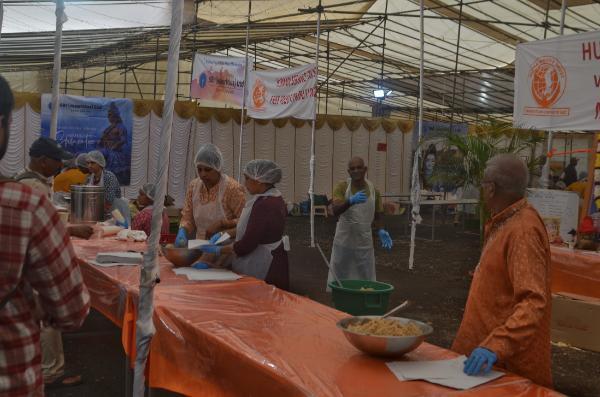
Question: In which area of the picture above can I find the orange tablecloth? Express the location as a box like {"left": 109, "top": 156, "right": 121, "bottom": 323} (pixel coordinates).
{"left": 551, "top": 246, "right": 600, "bottom": 299}
{"left": 74, "top": 238, "right": 563, "bottom": 397}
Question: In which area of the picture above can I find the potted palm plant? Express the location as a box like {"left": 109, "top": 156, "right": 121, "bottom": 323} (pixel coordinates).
{"left": 431, "top": 119, "right": 545, "bottom": 237}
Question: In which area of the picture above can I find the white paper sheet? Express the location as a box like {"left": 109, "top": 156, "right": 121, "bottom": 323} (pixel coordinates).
{"left": 188, "top": 232, "right": 231, "bottom": 249}
{"left": 89, "top": 260, "right": 140, "bottom": 268}
{"left": 386, "top": 355, "right": 504, "bottom": 390}
{"left": 95, "top": 252, "right": 143, "bottom": 264}
{"left": 173, "top": 267, "right": 241, "bottom": 281}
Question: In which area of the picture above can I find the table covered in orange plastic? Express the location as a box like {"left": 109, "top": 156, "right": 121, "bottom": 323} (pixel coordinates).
{"left": 73, "top": 238, "right": 563, "bottom": 397}
{"left": 551, "top": 246, "right": 600, "bottom": 299}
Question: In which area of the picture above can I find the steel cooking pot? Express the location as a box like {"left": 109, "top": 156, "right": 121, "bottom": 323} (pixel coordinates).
{"left": 70, "top": 185, "right": 105, "bottom": 223}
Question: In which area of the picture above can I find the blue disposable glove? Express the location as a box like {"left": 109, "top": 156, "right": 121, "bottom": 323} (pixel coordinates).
{"left": 208, "top": 232, "right": 223, "bottom": 244}
{"left": 175, "top": 227, "right": 189, "bottom": 248}
{"left": 378, "top": 229, "right": 393, "bottom": 250}
{"left": 464, "top": 347, "right": 497, "bottom": 376}
{"left": 192, "top": 262, "right": 210, "bottom": 270}
{"left": 202, "top": 244, "right": 221, "bottom": 256}
{"left": 116, "top": 219, "right": 128, "bottom": 229}
{"left": 348, "top": 190, "right": 367, "bottom": 205}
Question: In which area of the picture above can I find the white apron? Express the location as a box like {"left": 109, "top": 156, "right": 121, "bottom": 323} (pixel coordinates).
{"left": 232, "top": 188, "right": 289, "bottom": 280}
{"left": 327, "top": 179, "right": 376, "bottom": 289}
{"left": 192, "top": 175, "right": 227, "bottom": 239}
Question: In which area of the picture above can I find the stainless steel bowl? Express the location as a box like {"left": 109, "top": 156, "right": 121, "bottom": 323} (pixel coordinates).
{"left": 337, "top": 316, "right": 433, "bottom": 358}
{"left": 160, "top": 245, "right": 204, "bottom": 268}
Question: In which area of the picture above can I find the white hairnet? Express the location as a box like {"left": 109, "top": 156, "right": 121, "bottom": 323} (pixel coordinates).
{"left": 195, "top": 143, "right": 223, "bottom": 172}
{"left": 87, "top": 150, "right": 106, "bottom": 168}
{"left": 75, "top": 153, "right": 89, "bottom": 168}
{"left": 244, "top": 159, "right": 282, "bottom": 185}
{"left": 140, "top": 183, "right": 156, "bottom": 201}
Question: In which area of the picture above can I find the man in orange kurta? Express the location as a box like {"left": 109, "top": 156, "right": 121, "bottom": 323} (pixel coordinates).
{"left": 452, "top": 154, "right": 552, "bottom": 388}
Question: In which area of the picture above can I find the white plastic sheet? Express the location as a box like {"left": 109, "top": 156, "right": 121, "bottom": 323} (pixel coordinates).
{"left": 274, "top": 122, "right": 295, "bottom": 203}
{"left": 294, "top": 123, "right": 312, "bottom": 203}
{"left": 314, "top": 125, "right": 333, "bottom": 196}
{"left": 211, "top": 118, "right": 235, "bottom": 177}
{"left": 332, "top": 126, "right": 352, "bottom": 187}
{"left": 0, "top": 107, "right": 24, "bottom": 176}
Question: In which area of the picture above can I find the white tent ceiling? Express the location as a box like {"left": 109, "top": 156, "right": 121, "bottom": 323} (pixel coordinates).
{"left": 1, "top": 0, "right": 600, "bottom": 122}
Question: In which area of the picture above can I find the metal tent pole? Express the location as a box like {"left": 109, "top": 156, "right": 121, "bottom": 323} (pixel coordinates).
{"left": 408, "top": 0, "right": 425, "bottom": 270}
{"left": 309, "top": 2, "right": 323, "bottom": 248}
{"left": 541, "top": 0, "right": 567, "bottom": 188}
{"left": 50, "top": 0, "right": 66, "bottom": 139}
{"left": 131, "top": 1, "right": 184, "bottom": 396}
{"left": 237, "top": 0, "right": 252, "bottom": 182}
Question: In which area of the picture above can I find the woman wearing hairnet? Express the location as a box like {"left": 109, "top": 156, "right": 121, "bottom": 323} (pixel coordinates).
{"left": 201, "top": 159, "right": 290, "bottom": 290}
{"left": 175, "top": 143, "right": 245, "bottom": 248}
{"left": 86, "top": 150, "right": 122, "bottom": 205}
{"left": 131, "top": 184, "right": 170, "bottom": 236}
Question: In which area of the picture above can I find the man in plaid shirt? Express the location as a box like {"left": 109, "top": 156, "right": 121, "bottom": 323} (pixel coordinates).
{"left": 0, "top": 76, "right": 90, "bottom": 396}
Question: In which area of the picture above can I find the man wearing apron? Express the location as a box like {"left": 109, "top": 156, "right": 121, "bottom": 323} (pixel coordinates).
{"left": 327, "top": 157, "right": 393, "bottom": 289}
{"left": 175, "top": 144, "right": 245, "bottom": 266}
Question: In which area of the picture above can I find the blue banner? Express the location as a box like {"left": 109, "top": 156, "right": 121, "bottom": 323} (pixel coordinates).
{"left": 41, "top": 94, "right": 133, "bottom": 185}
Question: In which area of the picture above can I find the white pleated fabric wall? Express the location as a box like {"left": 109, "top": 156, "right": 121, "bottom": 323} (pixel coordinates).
{"left": 294, "top": 124, "right": 312, "bottom": 203}
{"left": 402, "top": 131, "right": 414, "bottom": 193}
{"left": 275, "top": 123, "right": 295, "bottom": 203}
{"left": 123, "top": 115, "right": 150, "bottom": 199}
{"left": 254, "top": 122, "right": 276, "bottom": 161}
{"left": 168, "top": 114, "right": 193, "bottom": 206}
{"left": 314, "top": 125, "right": 333, "bottom": 196}
{"left": 233, "top": 121, "right": 255, "bottom": 181}
{"left": 0, "top": 107, "right": 25, "bottom": 176}
{"left": 386, "top": 128, "right": 404, "bottom": 197}
{"left": 211, "top": 118, "right": 235, "bottom": 178}
{"left": 147, "top": 112, "right": 163, "bottom": 188}
{"left": 368, "top": 127, "right": 387, "bottom": 194}
{"left": 186, "top": 118, "right": 212, "bottom": 187}
{"left": 332, "top": 126, "right": 352, "bottom": 189}
{"left": 351, "top": 126, "right": 370, "bottom": 167}
{"left": 25, "top": 104, "right": 41, "bottom": 167}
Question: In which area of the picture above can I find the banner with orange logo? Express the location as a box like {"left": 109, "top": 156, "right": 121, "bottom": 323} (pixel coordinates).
{"left": 514, "top": 30, "right": 600, "bottom": 131}
{"left": 247, "top": 64, "right": 317, "bottom": 120}
{"left": 190, "top": 54, "right": 250, "bottom": 107}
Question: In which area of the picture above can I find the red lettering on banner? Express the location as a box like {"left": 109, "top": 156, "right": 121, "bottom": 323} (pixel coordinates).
{"left": 596, "top": 102, "right": 600, "bottom": 120}
{"left": 582, "top": 41, "right": 600, "bottom": 61}
{"left": 595, "top": 75, "right": 600, "bottom": 88}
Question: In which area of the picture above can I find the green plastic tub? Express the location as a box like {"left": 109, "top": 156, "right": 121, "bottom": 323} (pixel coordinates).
{"left": 328, "top": 279, "right": 394, "bottom": 316}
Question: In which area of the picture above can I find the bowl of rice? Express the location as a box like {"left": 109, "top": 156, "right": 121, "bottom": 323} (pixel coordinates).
{"left": 337, "top": 316, "right": 433, "bottom": 357}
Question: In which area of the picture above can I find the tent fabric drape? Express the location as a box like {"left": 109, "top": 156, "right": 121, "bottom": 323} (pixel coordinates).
{"left": 122, "top": 115, "right": 150, "bottom": 199}
{"left": 0, "top": 107, "right": 24, "bottom": 176}
{"left": 12, "top": 92, "right": 414, "bottom": 135}
{"left": 274, "top": 122, "right": 295, "bottom": 203}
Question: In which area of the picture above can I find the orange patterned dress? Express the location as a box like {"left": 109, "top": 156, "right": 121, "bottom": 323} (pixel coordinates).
{"left": 452, "top": 199, "right": 552, "bottom": 388}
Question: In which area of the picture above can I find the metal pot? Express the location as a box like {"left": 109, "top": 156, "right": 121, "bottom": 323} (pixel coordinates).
{"left": 70, "top": 185, "right": 105, "bottom": 223}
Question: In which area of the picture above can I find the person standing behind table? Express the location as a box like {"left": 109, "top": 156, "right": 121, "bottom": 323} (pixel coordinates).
{"left": 174, "top": 143, "right": 245, "bottom": 249}
{"left": 326, "top": 157, "right": 393, "bottom": 289}
{"left": 201, "top": 160, "right": 290, "bottom": 290}
{"left": 452, "top": 154, "right": 553, "bottom": 388}
{"left": 15, "top": 138, "right": 94, "bottom": 239}
{"left": 86, "top": 149, "right": 122, "bottom": 215}
{"left": 0, "top": 75, "right": 90, "bottom": 395}
{"left": 131, "top": 183, "right": 170, "bottom": 237}
{"left": 561, "top": 157, "right": 578, "bottom": 187}
{"left": 53, "top": 153, "right": 89, "bottom": 193}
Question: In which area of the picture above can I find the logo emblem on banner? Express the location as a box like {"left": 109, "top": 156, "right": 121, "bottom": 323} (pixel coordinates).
{"left": 252, "top": 79, "right": 266, "bottom": 109}
{"left": 530, "top": 56, "right": 566, "bottom": 108}
{"left": 524, "top": 56, "right": 568, "bottom": 117}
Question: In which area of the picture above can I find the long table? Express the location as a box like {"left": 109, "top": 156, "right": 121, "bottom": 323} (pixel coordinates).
{"left": 551, "top": 246, "right": 600, "bottom": 299}
{"left": 74, "top": 237, "right": 563, "bottom": 397}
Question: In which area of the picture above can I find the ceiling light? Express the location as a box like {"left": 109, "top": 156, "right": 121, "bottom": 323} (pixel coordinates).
{"left": 373, "top": 89, "right": 385, "bottom": 98}
{"left": 386, "top": 90, "right": 393, "bottom": 97}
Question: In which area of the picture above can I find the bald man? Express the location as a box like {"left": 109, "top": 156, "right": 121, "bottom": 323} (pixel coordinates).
{"left": 326, "top": 157, "right": 392, "bottom": 289}
{"left": 452, "top": 154, "right": 552, "bottom": 387}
